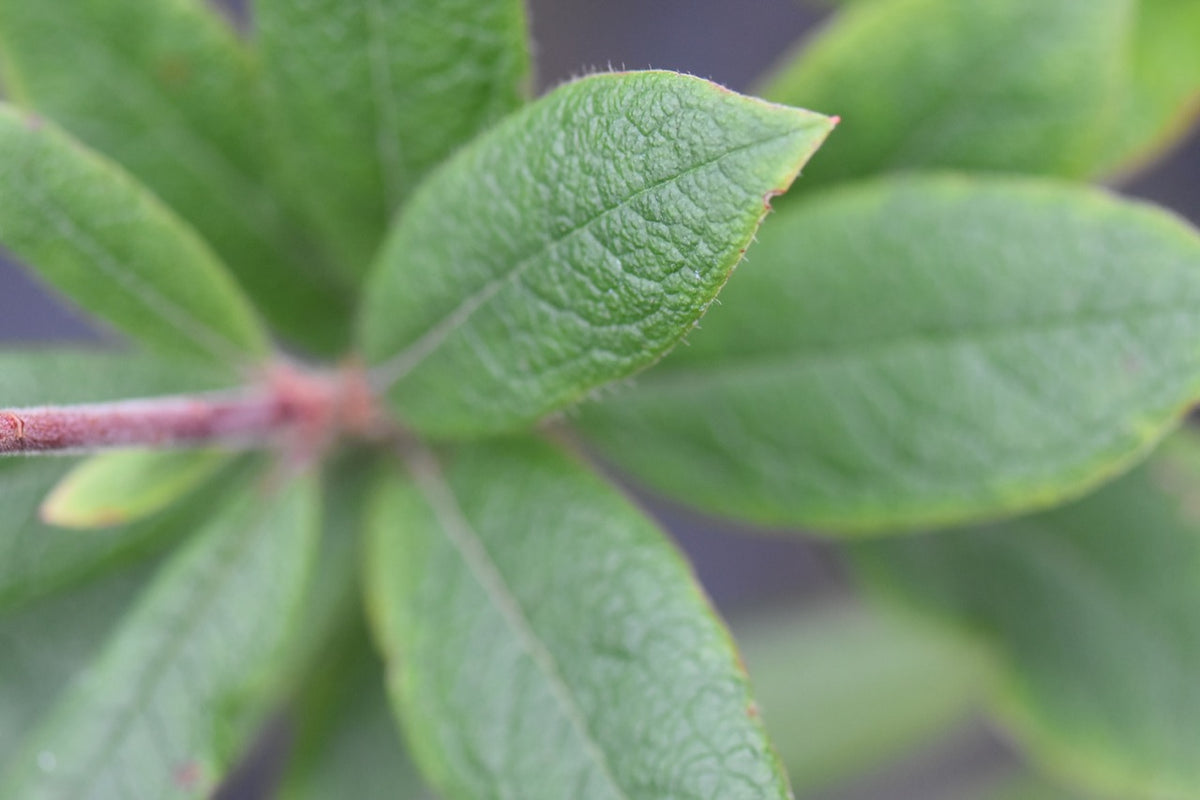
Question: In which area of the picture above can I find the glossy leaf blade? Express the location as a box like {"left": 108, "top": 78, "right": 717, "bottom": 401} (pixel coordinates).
{"left": 255, "top": 0, "right": 532, "bottom": 275}
{"left": 0, "top": 106, "right": 271, "bottom": 365}
{"left": 580, "top": 175, "right": 1200, "bottom": 533}
{"left": 760, "top": 0, "right": 1131, "bottom": 185}
{"left": 852, "top": 430, "right": 1200, "bottom": 799}
{"left": 40, "top": 449, "right": 229, "bottom": 529}
{"left": 736, "top": 602, "right": 983, "bottom": 794}
{"left": 0, "top": 0, "right": 350, "bottom": 350}
{"left": 0, "top": 350, "right": 242, "bottom": 609}
{"left": 361, "top": 70, "right": 835, "bottom": 437}
{"left": 1, "top": 470, "right": 320, "bottom": 798}
{"left": 365, "top": 439, "right": 791, "bottom": 799}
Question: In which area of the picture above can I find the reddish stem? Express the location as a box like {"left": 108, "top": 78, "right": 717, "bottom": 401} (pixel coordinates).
{"left": 0, "top": 361, "right": 384, "bottom": 457}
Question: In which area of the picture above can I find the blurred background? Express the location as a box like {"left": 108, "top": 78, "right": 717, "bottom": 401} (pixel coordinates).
{"left": 1, "top": 1, "right": 1197, "bottom": 798}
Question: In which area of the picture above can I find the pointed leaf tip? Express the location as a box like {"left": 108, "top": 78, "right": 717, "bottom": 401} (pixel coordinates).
{"left": 361, "top": 70, "right": 835, "bottom": 437}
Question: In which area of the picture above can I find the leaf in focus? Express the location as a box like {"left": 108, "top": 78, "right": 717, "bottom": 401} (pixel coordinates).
{"left": 40, "top": 449, "right": 229, "bottom": 530}
{"left": 0, "top": 470, "right": 320, "bottom": 799}
{"left": 851, "top": 429, "right": 1200, "bottom": 799}
{"left": 0, "top": 106, "right": 271, "bottom": 367}
{"left": 0, "top": 563, "right": 150, "bottom": 768}
{"left": 255, "top": 0, "right": 532, "bottom": 276}
{"left": 1099, "top": 0, "right": 1200, "bottom": 175}
{"left": 735, "top": 601, "right": 984, "bottom": 794}
{"left": 365, "top": 438, "right": 791, "bottom": 799}
{"left": 278, "top": 624, "right": 430, "bottom": 800}
{"left": 0, "top": 0, "right": 351, "bottom": 351}
{"left": 0, "top": 350, "right": 244, "bottom": 609}
{"left": 580, "top": 174, "right": 1200, "bottom": 533}
{"left": 760, "top": 0, "right": 1132, "bottom": 187}
{"left": 361, "top": 70, "right": 835, "bottom": 437}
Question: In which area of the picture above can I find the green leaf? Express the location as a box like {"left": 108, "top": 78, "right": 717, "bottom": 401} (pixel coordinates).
{"left": 0, "top": 350, "right": 244, "bottom": 609}
{"left": 361, "top": 70, "right": 835, "bottom": 437}
{"left": 579, "top": 174, "right": 1200, "bottom": 533}
{"left": 40, "top": 449, "right": 229, "bottom": 529}
{"left": 0, "top": 563, "right": 151, "bottom": 767}
{"left": 735, "top": 601, "right": 983, "bottom": 794}
{"left": 274, "top": 452, "right": 379, "bottom": 689}
{"left": 0, "top": 469, "right": 320, "bottom": 798}
{"left": 255, "top": 0, "right": 532, "bottom": 276}
{"left": 279, "top": 624, "right": 430, "bottom": 800}
{"left": 0, "top": 349, "right": 236, "bottom": 407}
{"left": 365, "top": 438, "right": 791, "bottom": 799}
{"left": 1099, "top": 0, "right": 1200, "bottom": 175}
{"left": 0, "top": 0, "right": 351, "bottom": 352}
{"left": 977, "top": 774, "right": 1090, "bottom": 800}
{"left": 0, "top": 106, "right": 271, "bottom": 366}
{"left": 851, "top": 429, "right": 1200, "bottom": 799}
{"left": 760, "top": 0, "right": 1132, "bottom": 186}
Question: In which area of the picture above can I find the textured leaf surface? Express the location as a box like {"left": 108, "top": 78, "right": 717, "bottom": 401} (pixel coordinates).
{"left": 736, "top": 602, "right": 982, "bottom": 794}
{"left": 761, "top": 0, "right": 1131, "bottom": 186}
{"left": 852, "top": 430, "right": 1200, "bottom": 799}
{"left": 0, "top": 351, "right": 241, "bottom": 609}
{"left": 1, "top": 471, "right": 319, "bottom": 798}
{"left": 0, "top": 564, "right": 149, "bottom": 768}
{"left": 1100, "top": 0, "right": 1200, "bottom": 174}
{"left": 365, "top": 438, "right": 790, "bottom": 799}
{"left": 256, "top": 0, "right": 531, "bottom": 275}
{"left": 0, "top": 106, "right": 270, "bottom": 365}
{"left": 0, "top": 0, "right": 350, "bottom": 350}
{"left": 361, "top": 70, "right": 835, "bottom": 437}
{"left": 40, "top": 449, "right": 229, "bottom": 529}
{"left": 580, "top": 175, "right": 1200, "bottom": 532}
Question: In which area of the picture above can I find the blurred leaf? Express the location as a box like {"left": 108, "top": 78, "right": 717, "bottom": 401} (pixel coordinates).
{"left": 0, "top": 0, "right": 351, "bottom": 352}
{"left": 0, "top": 105, "right": 271, "bottom": 366}
{"left": 735, "top": 601, "right": 984, "bottom": 794}
{"left": 977, "top": 774, "right": 1090, "bottom": 800}
{"left": 852, "top": 429, "right": 1200, "bottom": 799}
{"left": 0, "top": 351, "right": 245, "bottom": 609}
{"left": 365, "top": 438, "right": 791, "bottom": 799}
{"left": 1100, "top": 0, "right": 1200, "bottom": 175}
{"left": 0, "top": 563, "right": 152, "bottom": 768}
{"left": 761, "top": 0, "right": 1132, "bottom": 186}
{"left": 0, "top": 349, "right": 236, "bottom": 406}
{"left": 278, "top": 623, "right": 429, "bottom": 800}
{"left": 40, "top": 449, "right": 229, "bottom": 529}
{"left": 360, "top": 70, "right": 835, "bottom": 437}
{"left": 580, "top": 175, "right": 1200, "bottom": 533}
{"left": 256, "top": 0, "right": 532, "bottom": 276}
{"left": 0, "top": 469, "right": 320, "bottom": 798}
{"left": 273, "top": 451, "right": 378, "bottom": 689}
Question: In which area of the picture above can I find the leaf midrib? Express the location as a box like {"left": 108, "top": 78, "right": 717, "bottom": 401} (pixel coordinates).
{"left": 408, "top": 446, "right": 631, "bottom": 800}
{"left": 45, "top": 494, "right": 277, "bottom": 798}
{"left": 640, "top": 301, "right": 1200, "bottom": 389}
{"left": 25, "top": 18, "right": 292, "bottom": 254}
{"left": 363, "top": 0, "right": 407, "bottom": 212}
{"left": 375, "top": 127, "right": 806, "bottom": 388}
{"left": 16, "top": 152, "right": 255, "bottom": 363}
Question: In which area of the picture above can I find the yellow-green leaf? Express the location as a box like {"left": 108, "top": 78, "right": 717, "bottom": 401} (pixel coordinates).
{"left": 39, "top": 449, "right": 230, "bottom": 530}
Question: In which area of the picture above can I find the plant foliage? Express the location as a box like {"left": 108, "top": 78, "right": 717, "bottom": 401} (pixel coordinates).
{"left": 0, "top": 0, "right": 1197, "bottom": 798}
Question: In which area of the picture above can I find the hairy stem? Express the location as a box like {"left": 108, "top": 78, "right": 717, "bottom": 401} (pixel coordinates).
{"left": 0, "top": 362, "right": 383, "bottom": 456}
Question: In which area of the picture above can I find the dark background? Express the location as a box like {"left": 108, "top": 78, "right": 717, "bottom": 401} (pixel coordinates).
{"left": 2, "top": 1, "right": 1198, "bottom": 798}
